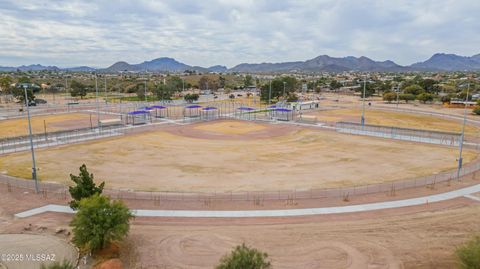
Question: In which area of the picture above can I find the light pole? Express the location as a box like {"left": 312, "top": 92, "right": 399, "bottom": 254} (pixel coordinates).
{"left": 457, "top": 82, "right": 470, "bottom": 179}
{"left": 269, "top": 80, "right": 272, "bottom": 105}
{"left": 361, "top": 74, "right": 367, "bottom": 127}
{"left": 95, "top": 74, "right": 100, "bottom": 127}
{"left": 23, "top": 85, "right": 39, "bottom": 193}
{"left": 144, "top": 71, "right": 147, "bottom": 103}
{"left": 104, "top": 76, "right": 107, "bottom": 103}
{"left": 395, "top": 82, "right": 402, "bottom": 108}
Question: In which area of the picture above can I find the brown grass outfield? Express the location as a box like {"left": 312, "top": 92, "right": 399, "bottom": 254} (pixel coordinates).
{"left": 0, "top": 112, "right": 110, "bottom": 138}
{"left": 0, "top": 120, "right": 475, "bottom": 192}
{"left": 306, "top": 107, "right": 480, "bottom": 137}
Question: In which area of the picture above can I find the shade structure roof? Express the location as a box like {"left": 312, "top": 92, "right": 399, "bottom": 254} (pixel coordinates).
{"left": 268, "top": 105, "right": 277, "bottom": 108}
{"left": 202, "top": 106, "right": 218, "bottom": 111}
{"left": 185, "top": 105, "right": 202, "bottom": 109}
{"left": 275, "top": 108, "right": 293, "bottom": 112}
{"left": 128, "top": 110, "right": 149, "bottom": 115}
{"left": 150, "top": 105, "right": 167, "bottom": 109}
{"left": 237, "top": 106, "right": 255, "bottom": 111}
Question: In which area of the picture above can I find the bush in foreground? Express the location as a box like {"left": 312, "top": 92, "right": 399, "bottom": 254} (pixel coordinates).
{"left": 456, "top": 236, "right": 480, "bottom": 269}
{"left": 40, "top": 260, "right": 75, "bottom": 269}
{"left": 216, "top": 243, "right": 271, "bottom": 269}
{"left": 70, "top": 194, "right": 133, "bottom": 253}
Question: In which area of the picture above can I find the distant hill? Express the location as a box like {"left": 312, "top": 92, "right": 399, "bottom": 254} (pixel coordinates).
{"left": 104, "top": 57, "right": 191, "bottom": 72}
{"left": 229, "top": 55, "right": 406, "bottom": 73}
{"left": 409, "top": 53, "right": 480, "bottom": 71}
{"left": 2, "top": 53, "right": 480, "bottom": 73}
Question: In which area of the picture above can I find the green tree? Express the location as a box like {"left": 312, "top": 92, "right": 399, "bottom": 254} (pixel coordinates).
{"left": 473, "top": 107, "right": 480, "bottom": 115}
{"left": 40, "top": 260, "right": 75, "bottom": 269}
{"left": 216, "top": 243, "right": 271, "bottom": 269}
{"left": 198, "top": 76, "right": 210, "bottom": 91}
{"left": 0, "top": 76, "right": 13, "bottom": 94}
{"left": 244, "top": 75, "right": 254, "bottom": 88}
{"left": 419, "top": 79, "right": 439, "bottom": 94}
{"left": 70, "top": 194, "right": 133, "bottom": 252}
{"left": 69, "top": 80, "right": 87, "bottom": 99}
{"left": 17, "top": 76, "right": 31, "bottom": 83}
{"left": 441, "top": 95, "right": 452, "bottom": 104}
{"left": 399, "top": 93, "right": 415, "bottom": 103}
{"left": 260, "top": 77, "right": 297, "bottom": 101}
{"left": 329, "top": 80, "right": 342, "bottom": 91}
{"left": 417, "top": 92, "right": 434, "bottom": 103}
{"left": 13, "top": 87, "right": 35, "bottom": 104}
{"left": 219, "top": 76, "right": 226, "bottom": 88}
{"left": 68, "top": 164, "right": 105, "bottom": 209}
{"left": 286, "top": 93, "right": 299, "bottom": 102}
{"left": 155, "top": 83, "right": 176, "bottom": 100}
{"left": 383, "top": 92, "right": 397, "bottom": 103}
{"left": 184, "top": 93, "right": 199, "bottom": 103}
{"left": 403, "top": 84, "right": 424, "bottom": 96}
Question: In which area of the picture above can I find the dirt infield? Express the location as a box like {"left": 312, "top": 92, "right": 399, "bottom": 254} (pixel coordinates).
{"left": 0, "top": 112, "right": 118, "bottom": 138}
{"left": 306, "top": 107, "right": 480, "bottom": 137}
{"left": 0, "top": 120, "right": 475, "bottom": 192}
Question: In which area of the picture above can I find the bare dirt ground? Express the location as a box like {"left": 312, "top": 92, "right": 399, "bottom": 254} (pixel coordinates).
{"left": 0, "top": 120, "right": 475, "bottom": 192}
{"left": 1, "top": 184, "right": 478, "bottom": 269}
{"left": 0, "top": 234, "right": 78, "bottom": 269}
{"left": 0, "top": 112, "right": 118, "bottom": 138}
{"left": 127, "top": 203, "right": 480, "bottom": 269}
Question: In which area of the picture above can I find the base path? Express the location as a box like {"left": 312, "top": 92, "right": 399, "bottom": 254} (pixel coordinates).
{"left": 14, "top": 183, "right": 480, "bottom": 218}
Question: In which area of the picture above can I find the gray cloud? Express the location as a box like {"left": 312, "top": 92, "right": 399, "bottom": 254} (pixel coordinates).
{"left": 0, "top": 0, "right": 479, "bottom": 68}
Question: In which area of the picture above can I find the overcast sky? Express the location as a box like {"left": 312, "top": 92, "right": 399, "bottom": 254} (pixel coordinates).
{"left": 0, "top": 0, "right": 479, "bottom": 68}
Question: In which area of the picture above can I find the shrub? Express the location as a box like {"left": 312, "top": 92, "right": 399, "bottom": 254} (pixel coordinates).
{"left": 216, "top": 243, "right": 271, "bottom": 269}
{"left": 40, "top": 260, "right": 75, "bottom": 269}
{"left": 383, "top": 92, "right": 397, "bottom": 103}
{"left": 70, "top": 194, "right": 133, "bottom": 252}
{"left": 473, "top": 107, "right": 480, "bottom": 115}
{"left": 456, "top": 236, "right": 480, "bottom": 269}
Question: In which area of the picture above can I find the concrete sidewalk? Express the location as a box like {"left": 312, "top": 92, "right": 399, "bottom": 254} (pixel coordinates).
{"left": 14, "top": 183, "right": 480, "bottom": 219}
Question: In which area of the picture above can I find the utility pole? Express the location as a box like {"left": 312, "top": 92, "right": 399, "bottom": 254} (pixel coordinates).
{"left": 457, "top": 82, "right": 469, "bottom": 179}
{"left": 24, "top": 85, "right": 39, "bottom": 193}
{"left": 361, "top": 74, "right": 367, "bottom": 127}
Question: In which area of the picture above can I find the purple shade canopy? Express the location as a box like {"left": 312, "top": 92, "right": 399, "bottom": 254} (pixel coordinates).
{"left": 202, "top": 106, "right": 218, "bottom": 111}
{"left": 128, "top": 110, "right": 149, "bottom": 115}
{"left": 185, "top": 105, "right": 202, "bottom": 109}
{"left": 237, "top": 107, "right": 255, "bottom": 111}
{"left": 151, "top": 105, "right": 167, "bottom": 109}
{"left": 143, "top": 107, "right": 153, "bottom": 111}
{"left": 268, "top": 105, "right": 277, "bottom": 108}
{"left": 275, "top": 108, "right": 292, "bottom": 112}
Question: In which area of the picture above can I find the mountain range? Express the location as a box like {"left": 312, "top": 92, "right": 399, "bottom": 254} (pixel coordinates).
{"left": 1, "top": 53, "right": 480, "bottom": 73}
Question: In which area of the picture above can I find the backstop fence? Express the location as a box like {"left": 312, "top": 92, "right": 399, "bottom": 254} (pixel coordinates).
{"left": 336, "top": 121, "right": 462, "bottom": 146}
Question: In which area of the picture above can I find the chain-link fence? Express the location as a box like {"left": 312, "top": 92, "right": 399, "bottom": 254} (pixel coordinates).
{"left": 1, "top": 159, "right": 478, "bottom": 205}
{"left": 336, "top": 121, "right": 462, "bottom": 146}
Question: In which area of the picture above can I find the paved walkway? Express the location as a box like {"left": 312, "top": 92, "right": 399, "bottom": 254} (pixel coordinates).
{"left": 14, "top": 183, "right": 480, "bottom": 219}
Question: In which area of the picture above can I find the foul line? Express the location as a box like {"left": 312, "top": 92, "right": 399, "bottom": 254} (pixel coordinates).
{"left": 14, "top": 183, "right": 480, "bottom": 218}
